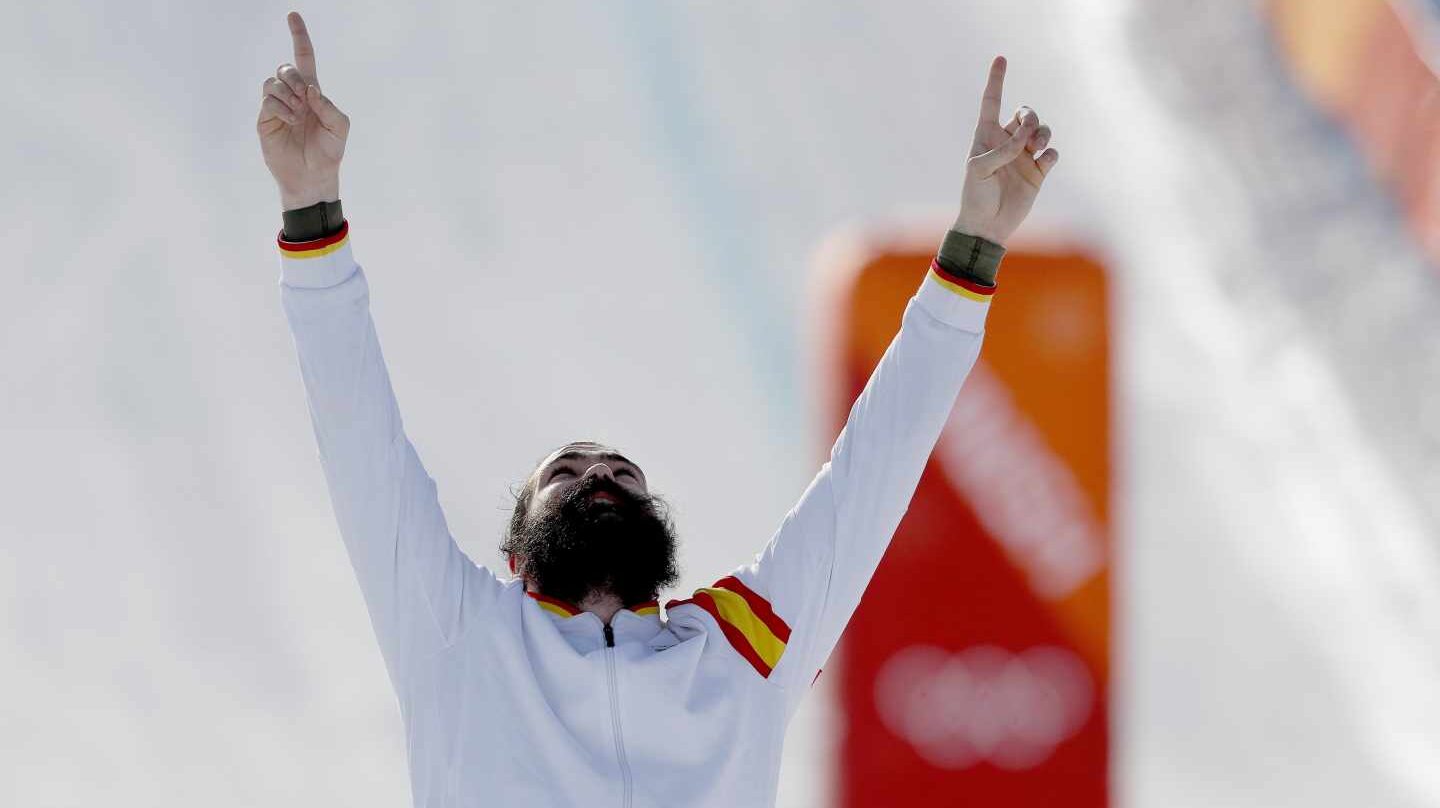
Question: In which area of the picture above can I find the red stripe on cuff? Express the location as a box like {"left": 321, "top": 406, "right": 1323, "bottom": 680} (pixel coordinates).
{"left": 929, "top": 257, "right": 996, "bottom": 297}
{"left": 277, "top": 219, "right": 350, "bottom": 251}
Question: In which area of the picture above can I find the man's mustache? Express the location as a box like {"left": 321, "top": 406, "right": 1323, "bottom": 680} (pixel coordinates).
{"left": 564, "top": 476, "right": 647, "bottom": 509}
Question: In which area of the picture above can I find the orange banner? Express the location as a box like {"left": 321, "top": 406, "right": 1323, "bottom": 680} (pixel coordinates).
{"left": 819, "top": 239, "right": 1111, "bottom": 806}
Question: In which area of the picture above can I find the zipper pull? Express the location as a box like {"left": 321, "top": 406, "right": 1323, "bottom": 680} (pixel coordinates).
{"left": 603, "top": 623, "right": 615, "bottom": 647}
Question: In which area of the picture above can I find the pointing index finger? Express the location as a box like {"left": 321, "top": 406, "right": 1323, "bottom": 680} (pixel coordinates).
{"left": 978, "top": 55, "right": 1006, "bottom": 125}
{"left": 287, "top": 11, "right": 319, "bottom": 86}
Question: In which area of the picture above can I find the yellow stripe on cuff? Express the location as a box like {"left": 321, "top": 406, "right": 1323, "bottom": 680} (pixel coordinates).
{"left": 927, "top": 267, "right": 994, "bottom": 303}
{"left": 279, "top": 234, "right": 348, "bottom": 260}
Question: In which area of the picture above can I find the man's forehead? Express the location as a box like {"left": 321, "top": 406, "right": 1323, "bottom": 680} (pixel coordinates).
{"left": 537, "top": 444, "right": 644, "bottom": 474}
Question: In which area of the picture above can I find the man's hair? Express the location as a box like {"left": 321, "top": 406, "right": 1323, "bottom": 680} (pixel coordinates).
{"left": 502, "top": 482, "right": 535, "bottom": 558}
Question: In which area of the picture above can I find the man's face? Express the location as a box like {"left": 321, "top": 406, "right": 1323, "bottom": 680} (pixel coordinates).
{"left": 531, "top": 446, "right": 649, "bottom": 514}
{"left": 506, "top": 443, "right": 679, "bottom": 607}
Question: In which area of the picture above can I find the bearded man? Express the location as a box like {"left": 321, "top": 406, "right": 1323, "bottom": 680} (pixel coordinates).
{"left": 260, "top": 12, "right": 1057, "bottom": 807}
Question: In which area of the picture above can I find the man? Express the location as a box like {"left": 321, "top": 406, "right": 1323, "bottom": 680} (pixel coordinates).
{"left": 259, "top": 11, "right": 1057, "bottom": 807}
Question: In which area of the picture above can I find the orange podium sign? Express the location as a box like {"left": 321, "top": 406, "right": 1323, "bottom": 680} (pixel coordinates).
{"left": 815, "top": 237, "right": 1111, "bottom": 806}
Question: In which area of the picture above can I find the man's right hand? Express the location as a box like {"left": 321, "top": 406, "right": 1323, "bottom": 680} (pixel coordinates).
{"left": 257, "top": 11, "right": 349, "bottom": 212}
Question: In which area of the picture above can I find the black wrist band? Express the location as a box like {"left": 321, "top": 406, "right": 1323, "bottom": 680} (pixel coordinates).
{"left": 282, "top": 199, "right": 345, "bottom": 242}
{"left": 936, "top": 229, "right": 1005, "bottom": 286}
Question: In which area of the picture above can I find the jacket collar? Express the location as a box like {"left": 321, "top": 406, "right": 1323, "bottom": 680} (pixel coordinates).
{"left": 524, "top": 584, "right": 668, "bottom": 648}
{"left": 524, "top": 590, "right": 667, "bottom": 653}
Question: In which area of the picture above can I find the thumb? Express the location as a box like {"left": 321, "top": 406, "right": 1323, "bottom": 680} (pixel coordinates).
{"left": 306, "top": 84, "right": 350, "bottom": 136}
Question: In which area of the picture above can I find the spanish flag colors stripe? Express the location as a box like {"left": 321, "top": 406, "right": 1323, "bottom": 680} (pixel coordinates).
{"left": 526, "top": 591, "right": 660, "bottom": 619}
{"left": 277, "top": 220, "right": 350, "bottom": 259}
{"left": 526, "top": 591, "right": 582, "bottom": 618}
{"left": 927, "top": 257, "right": 996, "bottom": 303}
{"left": 669, "top": 575, "right": 790, "bottom": 678}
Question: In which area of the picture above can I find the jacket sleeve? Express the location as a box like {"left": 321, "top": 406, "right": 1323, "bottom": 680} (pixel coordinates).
{"left": 690, "top": 244, "right": 994, "bottom": 709}
{"left": 277, "top": 222, "right": 501, "bottom": 692}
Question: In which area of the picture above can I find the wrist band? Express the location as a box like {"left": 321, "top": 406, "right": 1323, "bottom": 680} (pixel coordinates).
{"left": 936, "top": 229, "right": 1005, "bottom": 286}
{"left": 282, "top": 198, "right": 345, "bottom": 242}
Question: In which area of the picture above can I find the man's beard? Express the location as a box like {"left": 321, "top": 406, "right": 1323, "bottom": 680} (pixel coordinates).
{"left": 509, "top": 475, "right": 680, "bottom": 607}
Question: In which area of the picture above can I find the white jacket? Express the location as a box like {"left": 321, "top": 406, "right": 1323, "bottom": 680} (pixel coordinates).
{"left": 277, "top": 222, "right": 993, "bottom": 807}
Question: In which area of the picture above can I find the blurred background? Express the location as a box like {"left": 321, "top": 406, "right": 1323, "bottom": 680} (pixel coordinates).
{"left": 4, "top": 0, "right": 1439, "bottom": 805}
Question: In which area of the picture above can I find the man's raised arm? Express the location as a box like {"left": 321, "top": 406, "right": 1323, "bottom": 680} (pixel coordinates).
{"left": 258, "top": 13, "right": 497, "bottom": 691}
{"left": 695, "top": 57, "right": 1059, "bottom": 702}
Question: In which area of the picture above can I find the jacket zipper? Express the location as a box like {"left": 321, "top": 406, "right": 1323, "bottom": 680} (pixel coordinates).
{"left": 603, "top": 623, "right": 633, "bottom": 808}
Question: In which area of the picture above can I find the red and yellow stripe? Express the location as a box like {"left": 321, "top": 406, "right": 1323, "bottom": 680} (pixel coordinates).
{"left": 526, "top": 591, "right": 583, "bottom": 619}
{"left": 928, "top": 257, "right": 996, "bottom": 303}
{"left": 525, "top": 591, "right": 661, "bottom": 619}
{"left": 277, "top": 220, "right": 350, "bottom": 259}
{"left": 667, "top": 576, "right": 790, "bottom": 678}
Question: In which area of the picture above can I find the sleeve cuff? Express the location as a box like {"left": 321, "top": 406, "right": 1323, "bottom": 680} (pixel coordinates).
{"left": 915, "top": 256, "right": 994, "bottom": 333}
{"left": 277, "top": 219, "right": 357, "bottom": 289}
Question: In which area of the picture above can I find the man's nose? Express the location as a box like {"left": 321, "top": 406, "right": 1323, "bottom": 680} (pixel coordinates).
{"left": 581, "top": 463, "right": 616, "bottom": 485}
